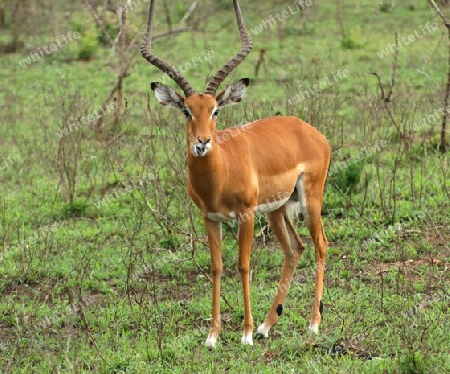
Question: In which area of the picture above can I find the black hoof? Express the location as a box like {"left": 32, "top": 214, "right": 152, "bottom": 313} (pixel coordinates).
{"left": 276, "top": 304, "right": 283, "bottom": 316}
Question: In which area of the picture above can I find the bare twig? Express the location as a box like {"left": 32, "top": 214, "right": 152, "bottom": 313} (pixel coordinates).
{"left": 385, "top": 103, "right": 403, "bottom": 137}
{"left": 419, "top": 29, "right": 445, "bottom": 73}
{"left": 94, "top": 56, "right": 135, "bottom": 130}
{"left": 223, "top": 221, "right": 238, "bottom": 242}
{"left": 329, "top": 179, "right": 378, "bottom": 229}
{"left": 369, "top": 33, "right": 403, "bottom": 138}
{"left": 428, "top": 0, "right": 449, "bottom": 151}
{"left": 254, "top": 49, "right": 266, "bottom": 78}
{"left": 427, "top": 0, "right": 450, "bottom": 27}
{"left": 368, "top": 71, "right": 385, "bottom": 100}
{"left": 150, "top": 263, "right": 165, "bottom": 360}
{"left": 153, "top": 27, "right": 192, "bottom": 40}
{"left": 144, "top": 197, "right": 189, "bottom": 237}
{"left": 180, "top": 0, "right": 201, "bottom": 25}
{"left": 78, "top": 300, "right": 106, "bottom": 363}
{"left": 85, "top": 0, "right": 114, "bottom": 46}
{"left": 415, "top": 68, "right": 441, "bottom": 88}
{"left": 162, "top": 0, "right": 172, "bottom": 31}
{"left": 386, "top": 33, "right": 399, "bottom": 103}
{"left": 369, "top": 70, "right": 403, "bottom": 136}
{"left": 429, "top": 217, "right": 450, "bottom": 251}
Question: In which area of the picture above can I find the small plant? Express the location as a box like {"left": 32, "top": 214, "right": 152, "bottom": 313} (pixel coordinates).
{"left": 379, "top": 0, "right": 396, "bottom": 12}
{"left": 331, "top": 160, "right": 363, "bottom": 195}
{"left": 75, "top": 31, "right": 98, "bottom": 61}
{"left": 399, "top": 350, "right": 428, "bottom": 374}
{"left": 380, "top": 4, "right": 394, "bottom": 12}
{"left": 61, "top": 199, "right": 89, "bottom": 219}
{"left": 342, "top": 26, "right": 366, "bottom": 50}
{"left": 158, "top": 235, "right": 183, "bottom": 249}
{"left": 70, "top": 14, "right": 99, "bottom": 61}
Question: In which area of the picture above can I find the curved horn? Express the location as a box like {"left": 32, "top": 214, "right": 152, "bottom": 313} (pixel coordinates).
{"left": 141, "top": 0, "right": 196, "bottom": 97}
{"left": 204, "top": 0, "right": 253, "bottom": 96}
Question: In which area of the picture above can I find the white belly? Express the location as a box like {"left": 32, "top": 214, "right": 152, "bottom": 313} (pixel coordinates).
{"left": 207, "top": 211, "right": 237, "bottom": 221}
{"left": 206, "top": 196, "right": 290, "bottom": 222}
{"left": 255, "top": 196, "right": 290, "bottom": 213}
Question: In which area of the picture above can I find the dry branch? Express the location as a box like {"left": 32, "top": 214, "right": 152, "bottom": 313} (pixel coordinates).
{"left": 180, "top": 0, "right": 201, "bottom": 24}
{"left": 85, "top": 0, "right": 192, "bottom": 132}
{"left": 369, "top": 33, "right": 403, "bottom": 139}
{"left": 428, "top": 0, "right": 449, "bottom": 151}
{"left": 428, "top": 0, "right": 450, "bottom": 27}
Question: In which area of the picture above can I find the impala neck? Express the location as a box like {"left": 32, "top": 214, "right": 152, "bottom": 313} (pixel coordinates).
{"left": 187, "top": 138, "right": 226, "bottom": 197}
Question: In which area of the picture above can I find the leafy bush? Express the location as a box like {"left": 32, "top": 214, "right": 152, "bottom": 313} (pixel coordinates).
{"left": 331, "top": 161, "right": 363, "bottom": 195}
{"left": 70, "top": 14, "right": 99, "bottom": 60}
{"left": 380, "top": 3, "right": 394, "bottom": 13}
{"left": 76, "top": 31, "right": 99, "bottom": 61}
{"left": 61, "top": 199, "right": 89, "bottom": 219}
{"left": 399, "top": 350, "right": 429, "bottom": 374}
{"left": 342, "top": 26, "right": 366, "bottom": 50}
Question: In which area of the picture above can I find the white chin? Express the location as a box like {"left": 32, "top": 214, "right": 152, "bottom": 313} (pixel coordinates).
{"left": 191, "top": 147, "right": 209, "bottom": 157}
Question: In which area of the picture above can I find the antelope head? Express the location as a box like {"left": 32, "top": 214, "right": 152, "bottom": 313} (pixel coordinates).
{"left": 141, "top": 0, "right": 253, "bottom": 157}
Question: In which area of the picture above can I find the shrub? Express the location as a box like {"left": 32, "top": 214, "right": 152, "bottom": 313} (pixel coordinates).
{"left": 342, "top": 26, "right": 366, "bottom": 50}
{"left": 76, "top": 31, "right": 99, "bottom": 61}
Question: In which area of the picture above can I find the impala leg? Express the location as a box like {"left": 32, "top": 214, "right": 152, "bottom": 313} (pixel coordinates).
{"left": 237, "top": 213, "right": 255, "bottom": 345}
{"left": 203, "top": 218, "right": 223, "bottom": 348}
{"left": 307, "top": 211, "right": 327, "bottom": 333}
{"left": 256, "top": 208, "right": 304, "bottom": 338}
{"left": 300, "top": 176, "right": 328, "bottom": 334}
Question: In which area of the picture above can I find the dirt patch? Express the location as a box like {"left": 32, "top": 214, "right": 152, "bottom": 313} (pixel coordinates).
{"left": 1, "top": 275, "right": 94, "bottom": 306}
{"left": 372, "top": 257, "right": 446, "bottom": 273}
{"left": 136, "top": 268, "right": 199, "bottom": 302}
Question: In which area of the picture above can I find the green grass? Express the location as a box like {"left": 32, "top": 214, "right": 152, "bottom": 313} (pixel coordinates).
{"left": 1, "top": 0, "right": 450, "bottom": 372}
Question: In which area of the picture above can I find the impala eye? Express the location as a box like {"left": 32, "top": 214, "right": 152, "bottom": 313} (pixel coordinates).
{"left": 183, "top": 109, "right": 191, "bottom": 118}
{"left": 213, "top": 109, "right": 219, "bottom": 117}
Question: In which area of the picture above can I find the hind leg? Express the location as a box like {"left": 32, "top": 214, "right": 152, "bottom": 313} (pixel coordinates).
{"left": 256, "top": 207, "right": 305, "bottom": 338}
{"left": 297, "top": 173, "right": 328, "bottom": 333}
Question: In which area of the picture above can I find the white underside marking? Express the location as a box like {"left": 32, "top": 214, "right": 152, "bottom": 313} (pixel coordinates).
{"left": 241, "top": 333, "right": 253, "bottom": 345}
{"left": 207, "top": 212, "right": 237, "bottom": 221}
{"left": 256, "top": 322, "right": 270, "bottom": 338}
{"left": 296, "top": 176, "right": 309, "bottom": 221}
{"left": 205, "top": 336, "right": 217, "bottom": 348}
{"left": 206, "top": 195, "right": 291, "bottom": 222}
{"left": 309, "top": 323, "right": 319, "bottom": 333}
{"left": 255, "top": 196, "right": 290, "bottom": 214}
{"left": 286, "top": 200, "right": 301, "bottom": 220}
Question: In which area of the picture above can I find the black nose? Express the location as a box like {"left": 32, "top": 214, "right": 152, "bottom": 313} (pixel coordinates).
{"left": 196, "top": 144, "right": 205, "bottom": 154}
{"left": 196, "top": 138, "right": 210, "bottom": 154}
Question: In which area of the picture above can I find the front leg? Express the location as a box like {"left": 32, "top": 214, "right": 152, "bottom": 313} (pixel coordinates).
{"left": 237, "top": 214, "right": 255, "bottom": 345}
{"left": 203, "top": 217, "right": 223, "bottom": 348}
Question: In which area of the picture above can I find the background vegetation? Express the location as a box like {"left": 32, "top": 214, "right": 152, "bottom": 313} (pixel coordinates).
{"left": 1, "top": 0, "right": 449, "bottom": 372}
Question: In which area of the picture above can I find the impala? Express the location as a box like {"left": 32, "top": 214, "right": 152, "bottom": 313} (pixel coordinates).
{"left": 141, "top": 0, "right": 330, "bottom": 347}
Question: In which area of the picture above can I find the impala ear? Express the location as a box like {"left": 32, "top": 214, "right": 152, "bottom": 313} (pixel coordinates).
{"left": 216, "top": 78, "right": 249, "bottom": 109}
{"left": 151, "top": 82, "right": 185, "bottom": 111}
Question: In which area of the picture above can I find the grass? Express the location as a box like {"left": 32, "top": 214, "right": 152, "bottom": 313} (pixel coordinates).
{"left": 1, "top": 0, "right": 450, "bottom": 372}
